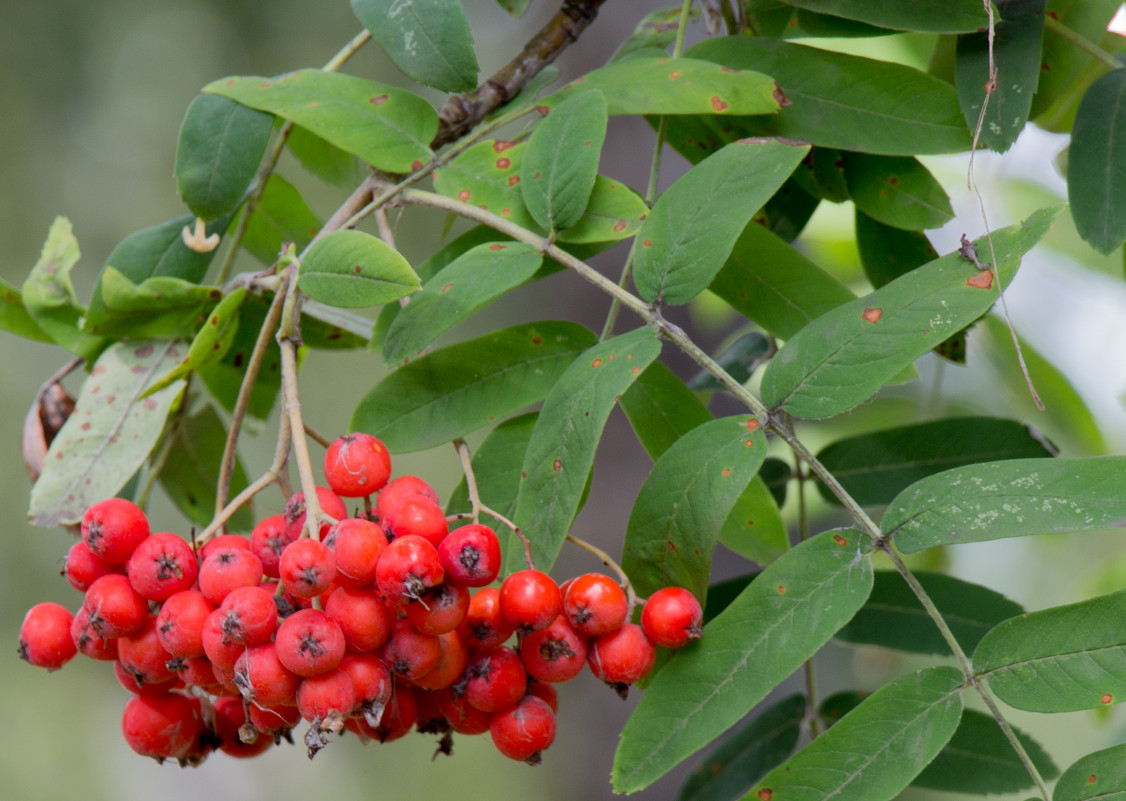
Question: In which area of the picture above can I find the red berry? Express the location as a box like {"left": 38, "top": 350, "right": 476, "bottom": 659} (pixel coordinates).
{"left": 83, "top": 573, "right": 149, "bottom": 638}
{"left": 375, "top": 534, "right": 444, "bottom": 604}
{"left": 382, "top": 619, "right": 442, "bottom": 682}
{"left": 588, "top": 623, "right": 657, "bottom": 693}
{"left": 404, "top": 582, "right": 470, "bottom": 636}
{"left": 117, "top": 614, "right": 177, "bottom": 687}
{"left": 198, "top": 546, "right": 264, "bottom": 605}
{"left": 527, "top": 679, "right": 558, "bottom": 713}
{"left": 338, "top": 653, "right": 393, "bottom": 725}
{"left": 323, "top": 586, "right": 393, "bottom": 653}
{"left": 212, "top": 695, "right": 273, "bottom": 758}
{"left": 641, "top": 586, "right": 704, "bottom": 648}
{"left": 156, "top": 590, "right": 214, "bottom": 659}
{"left": 297, "top": 667, "right": 358, "bottom": 721}
{"left": 18, "top": 602, "right": 77, "bottom": 670}
{"left": 324, "top": 517, "right": 387, "bottom": 589}
{"left": 489, "top": 695, "right": 556, "bottom": 763}
{"left": 168, "top": 656, "right": 221, "bottom": 692}
{"left": 217, "top": 585, "right": 279, "bottom": 646}
{"left": 382, "top": 498, "right": 448, "bottom": 548}
{"left": 438, "top": 524, "right": 502, "bottom": 587}
{"left": 201, "top": 608, "right": 246, "bottom": 673}
{"left": 563, "top": 572, "right": 628, "bottom": 637}
{"left": 413, "top": 630, "right": 469, "bottom": 691}
{"left": 249, "top": 514, "right": 294, "bottom": 579}
{"left": 274, "top": 608, "right": 346, "bottom": 677}
{"left": 279, "top": 537, "right": 336, "bottom": 599}
{"left": 367, "top": 682, "right": 418, "bottom": 743}
{"left": 248, "top": 702, "right": 301, "bottom": 737}
{"left": 375, "top": 475, "right": 439, "bottom": 521}
{"left": 69, "top": 606, "right": 118, "bottom": 661}
{"left": 81, "top": 498, "right": 150, "bottom": 563}
{"left": 499, "top": 569, "right": 562, "bottom": 634}
{"left": 519, "top": 614, "right": 588, "bottom": 683}
{"left": 63, "top": 541, "right": 121, "bottom": 592}
{"left": 458, "top": 586, "right": 514, "bottom": 649}
{"left": 121, "top": 694, "right": 205, "bottom": 761}
{"left": 285, "top": 486, "right": 347, "bottom": 540}
{"left": 463, "top": 645, "right": 526, "bottom": 714}
{"left": 436, "top": 687, "right": 492, "bottom": 735}
{"left": 323, "top": 433, "right": 392, "bottom": 497}
{"left": 197, "top": 533, "right": 251, "bottom": 562}
{"left": 233, "top": 643, "right": 301, "bottom": 707}
{"left": 126, "top": 532, "right": 198, "bottom": 602}
{"left": 114, "top": 659, "right": 175, "bottom": 697}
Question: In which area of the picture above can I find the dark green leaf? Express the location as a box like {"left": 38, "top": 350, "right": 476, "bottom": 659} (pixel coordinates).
{"left": 383, "top": 242, "right": 542, "bottom": 366}
{"left": 815, "top": 416, "right": 1056, "bottom": 508}
{"left": 975, "top": 589, "right": 1126, "bottom": 712}
{"left": 612, "top": 529, "right": 874, "bottom": 793}
{"left": 286, "top": 124, "right": 364, "bottom": 187}
{"left": 686, "top": 37, "right": 972, "bottom": 155}
{"left": 782, "top": 0, "right": 988, "bottom": 33}
{"left": 621, "top": 361, "right": 712, "bottom": 461}
{"left": 745, "top": 0, "right": 891, "bottom": 37}
{"left": 239, "top": 174, "right": 322, "bottom": 265}
{"left": 299, "top": 304, "right": 368, "bottom": 350}
{"left": 760, "top": 457, "right": 791, "bottom": 506}
{"left": 1069, "top": 68, "right": 1126, "bottom": 254}
{"left": 702, "top": 573, "right": 756, "bottom": 622}
{"left": 612, "top": 6, "right": 699, "bottom": 62}
{"left": 444, "top": 412, "right": 537, "bottom": 561}
{"left": 677, "top": 695, "right": 805, "bottom": 801}
{"left": 93, "top": 268, "right": 221, "bottom": 339}
{"left": 175, "top": 94, "right": 273, "bottom": 220}
{"left": 521, "top": 91, "right": 608, "bottom": 234}
{"left": 634, "top": 139, "right": 810, "bottom": 306}
{"left": 351, "top": 321, "right": 597, "bottom": 452}
{"left": 204, "top": 70, "right": 436, "bottom": 173}
{"left": 818, "top": 691, "right": 865, "bottom": 726}
{"left": 760, "top": 206, "right": 1061, "bottom": 419}
{"left": 28, "top": 341, "right": 187, "bottom": 527}
{"left": 145, "top": 289, "right": 246, "bottom": 395}
{"left": 351, "top": 0, "right": 478, "bottom": 93}
{"left": 687, "top": 332, "right": 772, "bottom": 392}
{"left": 298, "top": 230, "right": 420, "bottom": 308}
{"left": 836, "top": 570, "right": 1024, "bottom": 655}
{"left": 1053, "top": 743, "right": 1126, "bottom": 801}
{"left": 623, "top": 415, "right": 767, "bottom": 600}
{"left": 746, "top": 667, "right": 964, "bottom": 801}
{"left": 510, "top": 327, "right": 660, "bottom": 572}
{"left": 198, "top": 295, "right": 283, "bottom": 420}
{"left": 0, "top": 276, "right": 51, "bottom": 343}
{"left": 841, "top": 152, "right": 954, "bottom": 231}
{"left": 22, "top": 217, "right": 105, "bottom": 359}
{"left": 718, "top": 476, "right": 789, "bottom": 566}
{"left": 790, "top": 147, "right": 849, "bottom": 202}
{"left": 884, "top": 455, "right": 1126, "bottom": 553}
{"left": 913, "top": 708, "right": 1057, "bottom": 793}
{"left": 955, "top": 0, "right": 1047, "bottom": 154}
{"left": 546, "top": 54, "right": 783, "bottom": 116}
{"left": 855, "top": 209, "right": 939, "bottom": 288}
{"left": 710, "top": 221, "right": 855, "bottom": 340}
{"left": 158, "top": 405, "right": 252, "bottom": 531}
{"left": 757, "top": 178, "right": 821, "bottom": 242}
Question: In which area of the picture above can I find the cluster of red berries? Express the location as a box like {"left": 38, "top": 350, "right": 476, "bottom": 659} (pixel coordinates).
{"left": 17, "top": 432, "right": 704, "bottom": 766}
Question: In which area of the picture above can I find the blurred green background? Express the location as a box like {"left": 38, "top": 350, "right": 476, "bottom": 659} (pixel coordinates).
{"left": 3, "top": 2, "right": 1126, "bottom": 800}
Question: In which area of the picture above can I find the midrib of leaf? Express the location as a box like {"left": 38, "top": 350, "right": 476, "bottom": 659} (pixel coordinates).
{"left": 977, "top": 643, "right": 1126, "bottom": 680}
{"left": 1096, "top": 79, "right": 1126, "bottom": 239}
{"left": 204, "top": 105, "right": 241, "bottom": 207}
{"left": 828, "top": 446, "right": 1044, "bottom": 482}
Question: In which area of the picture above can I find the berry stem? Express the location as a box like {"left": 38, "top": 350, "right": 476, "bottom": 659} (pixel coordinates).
{"left": 453, "top": 438, "right": 536, "bottom": 570}
{"left": 563, "top": 533, "right": 641, "bottom": 613}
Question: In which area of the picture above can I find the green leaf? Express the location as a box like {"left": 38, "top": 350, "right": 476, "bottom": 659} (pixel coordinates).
{"left": 974, "top": 589, "right": 1126, "bottom": 712}
{"left": 239, "top": 174, "right": 322, "bottom": 265}
{"left": 620, "top": 361, "right": 713, "bottom": 461}
{"left": 836, "top": 570, "right": 1024, "bottom": 655}
{"left": 818, "top": 691, "right": 865, "bottom": 726}
{"left": 710, "top": 221, "right": 855, "bottom": 339}
{"left": 955, "top": 0, "right": 1047, "bottom": 154}
{"left": 718, "top": 476, "right": 789, "bottom": 567}
{"left": 686, "top": 37, "right": 972, "bottom": 155}
{"left": 745, "top": 1, "right": 892, "bottom": 38}
{"left": 855, "top": 209, "right": 939, "bottom": 288}
{"left": 561, "top": 175, "right": 650, "bottom": 244}
{"left": 495, "top": 0, "right": 531, "bottom": 17}
{"left": 687, "top": 332, "right": 773, "bottom": 392}
{"left": 623, "top": 415, "right": 767, "bottom": 600}
{"left": 286, "top": 124, "right": 364, "bottom": 187}
{"left": 298, "top": 230, "right": 420, "bottom": 308}
{"left": 760, "top": 206, "right": 1061, "bottom": 419}
{"left": 634, "top": 139, "right": 810, "bottom": 305}
{"left": 884, "top": 455, "right": 1126, "bottom": 553}
{"left": 781, "top": 0, "right": 988, "bottom": 33}
{"left": 511, "top": 327, "right": 661, "bottom": 572}
{"left": 612, "top": 6, "right": 699, "bottom": 62}
{"left": 445, "top": 412, "right": 537, "bottom": 560}
{"left": 0, "top": 276, "right": 51, "bottom": 343}
{"left": 1069, "top": 68, "right": 1126, "bottom": 254}
{"left": 22, "top": 217, "right": 105, "bottom": 359}
{"left": 351, "top": 321, "right": 598, "bottom": 452}
{"left": 93, "top": 268, "right": 221, "bottom": 339}
{"left": 913, "top": 709, "right": 1057, "bottom": 794}
{"left": 145, "top": 289, "right": 246, "bottom": 395}
{"left": 756, "top": 177, "right": 821, "bottom": 242}
{"left": 1053, "top": 743, "right": 1126, "bottom": 801}
{"left": 158, "top": 405, "right": 252, "bottom": 531}
{"left": 28, "top": 341, "right": 187, "bottom": 527}
{"left": 612, "top": 529, "right": 874, "bottom": 793}
{"left": 790, "top": 147, "right": 849, "bottom": 202}
{"left": 760, "top": 457, "right": 792, "bottom": 507}
{"left": 383, "top": 242, "right": 542, "bottom": 366}
{"left": 175, "top": 94, "right": 274, "bottom": 220}
{"left": 204, "top": 70, "right": 436, "bottom": 173}
{"left": 815, "top": 416, "right": 1056, "bottom": 508}
{"left": 676, "top": 695, "right": 805, "bottom": 801}
{"left": 521, "top": 90, "right": 608, "bottom": 235}
{"left": 841, "top": 152, "right": 954, "bottom": 231}
{"left": 351, "top": 0, "right": 478, "bottom": 93}
{"left": 198, "top": 295, "right": 283, "bottom": 420}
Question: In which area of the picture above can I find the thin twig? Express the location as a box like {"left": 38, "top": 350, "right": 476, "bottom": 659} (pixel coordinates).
{"left": 452, "top": 438, "right": 535, "bottom": 569}
{"left": 564, "top": 533, "right": 640, "bottom": 612}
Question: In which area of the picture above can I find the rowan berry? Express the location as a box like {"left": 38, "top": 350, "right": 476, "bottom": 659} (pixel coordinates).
{"left": 114, "top": 658, "right": 175, "bottom": 696}
{"left": 18, "top": 602, "right": 77, "bottom": 670}
{"left": 527, "top": 679, "right": 558, "bottom": 713}
{"left": 117, "top": 614, "right": 177, "bottom": 687}
{"left": 563, "top": 572, "right": 628, "bottom": 637}
{"left": 217, "top": 585, "right": 278, "bottom": 646}
{"left": 81, "top": 497, "right": 150, "bottom": 564}
{"left": 437, "top": 687, "right": 492, "bottom": 735}
{"left": 489, "top": 695, "right": 556, "bottom": 763}
{"left": 83, "top": 573, "right": 149, "bottom": 638}
{"left": 324, "top": 517, "right": 387, "bottom": 589}
{"left": 63, "top": 540, "right": 120, "bottom": 592}
{"left": 248, "top": 514, "right": 293, "bottom": 579}
{"left": 458, "top": 586, "right": 514, "bottom": 649}
{"left": 368, "top": 682, "right": 418, "bottom": 743}
{"left": 323, "top": 433, "right": 392, "bottom": 497}
{"left": 297, "top": 667, "right": 358, "bottom": 721}
{"left": 375, "top": 534, "right": 444, "bottom": 604}
{"left": 248, "top": 702, "right": 301, "bottom": 737}
{"left": 126, "top": 532, "right": 198, "bottom": 602}
{"left": 500, "top": 569, "right": 562, "bottom": 634}
{"left": 156, "top": 590, "right": 214, "bottom": 659}
{"left": 212, "top": 695, "right": 274, "bottom": 758}
{"left": 323, "top": 586, "right": 393, "bottom": 652}
{"left": 413, "top": 630, "right": 469, "bottom": 691}
{"left": 641, "top": 586, "right": 704, "bottom": 648}
{"left": 168, "top": 656, "right": 221, "bottom": 692}
{"left": 519, "top": 614, "right": 588, "bottom": 683}
{"left": 274, "top": 608, "right": 346, "bottom": 677}
{"left": 233, "top": 643, "right": 301, "bottom": 708}
{"left": 587, "top": 623, "right": 657, "bottom": 694}
{"left": 200, "top": 608, "right": 246, "bottom": 673}
{"left": 383, "top": 619, "right": 442, "bottom": 682}
{"left": 382, "top": 497, "right": 448, "bottom": 547}
{"left": 463, "top": 645, "right": 526, "bottom": 714}
{"left": 438, "top": 524, "right": 502, "bottom": 587}
{"left": 198, "top": 546, "right": 264, "bottom": 605}
{"left": 197, "top": 533, "right": 252, "bottom": 562}
{"left": 374, "top": 475, "right": 439, "bottom": 521}
{"left": 284, "top": 486, "right": 347, "bottom": 540}
{"left": 338, "top": 653, "right": 393, "bottom": 725}
{"left": 279, "top": 537, "right": 336, "bottom": 599}
{"left": 70, "top": 606, "right": 118, "bottom": 661}
{"left": 120, "top": 693, "right": 205, "bottom": 761}
{"left": 404, "top": 582, "right": 470, "bottom": 636}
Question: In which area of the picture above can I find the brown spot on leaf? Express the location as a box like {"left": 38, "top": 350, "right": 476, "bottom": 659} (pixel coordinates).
{"left": 496, "top": 158, "right": 511, "bottom": 169}
{"left": 592, "top": 358, "right": 603, "bottom": 368}
{"left": 721, "top": 67, "right": 740, "bottom": 74}
{"left": 758, "top": 789, "right": 773, "bottom": 800}
{"left": 613, "top": 220, "right": 627, "bottom": 232}
{"left": 457, "top": 190, "right": 470, "bottom": 202}
{"left": 1089, "top": 774, "right": 1097, "bottom": 784}
{"left": 308, "top": 101, "right": 318, "bottom": 108}
{"left": 710, "top": 96, "right": 728, "bottom": 112}
{"left": 81, "top": 421, "right": 91, "bottom": 431}
{"left": 670, "top": 71, "right": 680, "bottom": 80}
{"left": 642, "top": 239, "right": 652, "bottom": 248}
{"left": 744, "top": 439, "right": 754, "bottom": 447}
{"left": 722, "top": 468, "right": 731, "bottom": 476}
{"left": 134, "top": 344, "right": 154, "bottom": 358}
{"left": 1102, "top": 693, "right": 1113, "bottom": 704}
{"left": 370, "top": 95, "right": 388, "bottom": 105}
{"left": 773, "top": 83, "right": 791, "bottom": 107}
{"left": 889, "top": 176, "right": 899, "bottom": 186}
{"left": 411, "top": 160, "right": 424, "bottom": 171}
{"left": 442, "top": 283, "right": 454, "bottom": 293}
{"left": 489, "top": 244, "right": 506, "bottom": 251}
{"left": 862, "top": 308, "right": 882, "bottom": 323}
{"left": 507, "top": 176, "right": 520, "bottom": 186}
{"left": 494, "top": 140, "right": 515, "bottom": 153}
{"left": 746, "top": 419, "right": 760, "bottom": 432}
{"left": 142, "top": 398, "right": 158, "bottom": 411}
{"left": 354, "top": 265, "right": 363, "bottom": 274}
{"left": 553, "top": 459, "right": 562, "bottom": 471}
{"left": 500, "top": 208, "right": 510, "bottom": 217}
{"left": 535, "top": 105, "right": 551, "bottom": 116}
{"left": 833, "top": 534, "right": 847, "bottom": 546}
{"left": 967, "top": 270, "right": 994, "bottom": 289}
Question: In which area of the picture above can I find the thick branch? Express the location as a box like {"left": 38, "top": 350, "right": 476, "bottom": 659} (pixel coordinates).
{"left": 432, "top": 0, "right": 608, "bottom": 148}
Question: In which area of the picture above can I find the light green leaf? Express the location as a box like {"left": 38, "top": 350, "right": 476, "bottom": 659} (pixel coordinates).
{"left": 0, "top": 276, "right": 51, "bottom": 343}
{"left": 351, "top": 321, "right": 598, "bottom": 452}
{"left": 351, "top": 0, "right": 478, "bottom": 93}
{"left": 612, "top": 529, "right": 874, "bottom": 793}
{"left": 175, "top": 94, "right": 274, "bottom": 220}
{"left": 521, "top": 90, "right": 608, "bottom": 235}
{"left": 286, "top": 124, "right": 365, "bottom": 187}
{"left": 28, "top": 341, "right": 187, "bottom": 527}
{"left": 1069, "top": 67, "right": 1126, "bottom": 254}
{"left": 841, "top": 152, "right": 954, "bottom": 231}
{"left": 782, "top": 0, "right": 988, "bottom": 33}
{"left": 298, "top": 230, "right": 420, "bottom": 308}
{"left": 623, "top": 415, "right": 767, "bottom": 600}
{"left": 204, "top": 70, "right": 436, "bottom": 173}
{"left": 744, "top": 667, "right": 965, "bottom": 801}
{"left": 975, "top": 589, "right": 1126, "bottom": 712}
{"left": 511, "top": 327, "right": 661, "bottom": 572}
{"left": 760, "top": 206, "right": 1061, "bottom": 419}
{"left": 239, "top": 174, "right": 322, "bottom": 265}
{"left": 634, "top": 139, "right": 810, "bottom": 305}
{"left": 620, "top": 361, "right": 713, "bottom": 461}
{"left": 94, "top": 268, "right": 221, "bottom": 339}
{"left": 1053, "top": 743, "right": 1126, "bottom": 801}
{"left": 612, "top": 6, "right": 699, "bottom": 62}
{"left": 145, "top": 289, "right": 246, "bottom": 395}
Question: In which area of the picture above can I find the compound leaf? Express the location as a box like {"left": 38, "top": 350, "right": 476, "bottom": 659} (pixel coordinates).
{"left": 298, "top": 230, "right": 420, "bottom": 308}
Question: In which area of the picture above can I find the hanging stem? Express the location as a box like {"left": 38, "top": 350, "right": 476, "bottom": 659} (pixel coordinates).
{"left": 564, "top": 533, "right": 641, "bottom": 612}
{"left": 452, "top": 438, "right": 535, "bottom": 570}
